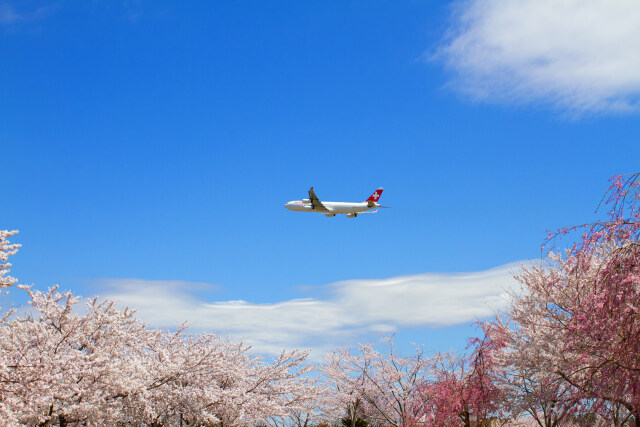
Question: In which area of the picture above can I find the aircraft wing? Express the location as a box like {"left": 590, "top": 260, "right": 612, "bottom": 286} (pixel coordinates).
{"left": 308, "top": 187, "right": 327, "bottom": 210}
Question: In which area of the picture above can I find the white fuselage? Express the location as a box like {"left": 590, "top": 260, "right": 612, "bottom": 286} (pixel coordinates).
{"left": 284, "top": 200, "right": 378, "bottom": 214}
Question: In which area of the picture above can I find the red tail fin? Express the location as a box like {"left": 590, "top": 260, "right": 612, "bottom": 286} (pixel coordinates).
{"left": 366, "top": 187, "right": 384, "bottom": 202}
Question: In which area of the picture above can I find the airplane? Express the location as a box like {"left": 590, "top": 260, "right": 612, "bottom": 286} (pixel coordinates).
{"left": 284, "top": 187, "right": 387, "bottom": 218}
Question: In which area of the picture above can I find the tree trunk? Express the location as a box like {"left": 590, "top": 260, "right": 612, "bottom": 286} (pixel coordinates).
{"left": 350, "top": 399, "right": 360, "bottom": 427}
{"left": 462, "top": 411, "right": 471, "bottom": 427}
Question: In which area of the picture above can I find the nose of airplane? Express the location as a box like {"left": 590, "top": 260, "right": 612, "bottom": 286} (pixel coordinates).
{"left": 284, "top": 201, "right": 294, "bottom": 210}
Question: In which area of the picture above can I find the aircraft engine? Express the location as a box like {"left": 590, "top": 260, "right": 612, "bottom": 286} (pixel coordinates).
{"left": 302, "top": 198, "right": 311, "bottom": 204}
{"left": 346, "top": 213, "right": 358, "bottom": 218}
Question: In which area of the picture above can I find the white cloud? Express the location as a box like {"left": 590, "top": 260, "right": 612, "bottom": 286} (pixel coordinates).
{"left": 436, "top": 0, "right": 640, "bottom": 114}
{"left": 98, "top": 263, "right": 522, "bottom": 356}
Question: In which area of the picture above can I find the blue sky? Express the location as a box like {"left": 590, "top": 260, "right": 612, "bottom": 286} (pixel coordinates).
{"left": 3, "top": 0, "right": 640, "bottom": 357}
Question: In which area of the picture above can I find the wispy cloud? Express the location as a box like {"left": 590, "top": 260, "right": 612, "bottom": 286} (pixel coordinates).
{"left": 98, "top": 264, "right": 522, "bottom": 356}
{"left": 0, "top": 1, "right": 55, "bottom": 28}
{"left": 0, "top": 2, "right": 20, "bottom": 24}
{"left": 435, "top": 0, "right": 640, "bottom": 115}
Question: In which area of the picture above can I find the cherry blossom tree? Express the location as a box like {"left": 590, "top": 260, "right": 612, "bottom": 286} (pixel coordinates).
{"left": 0, "top": 231, "right": 333, "bottom": 425}
{"left": 323, "top": 335, "right": 430, "bottom": 427}
{"left": 495, "top": 174, "right": 640, "bottom": 426}
{"left": 204, "top": 346, "right": 319, "bottom": 426}
{"left": 322, "top": 344, "right": 372, "bottom": 427}
{"left": 496, "top": 314, "right": 586, "bottom": 427}
{"left": 0, "top": 285, "right": 150, "bottom": 425}
{"left": 418, "top": 324, "right": 508, "bottom": 427}
{"left": 0, "top": 277, "right": 323, "bottom": 425}
{"left": 493, "top": 253, "right": 587, "bottom": 426}
{"left": 122, "top": 327, "right": 230, "bottom": 425}
{"left": 266, "top": 374, "right": 341, "bottom": 427}
{"left": 504, "top": 240, "right": 640, "bottom": 425}
{"left": 502, "top": 358, "right": 582, "bottom": 427}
